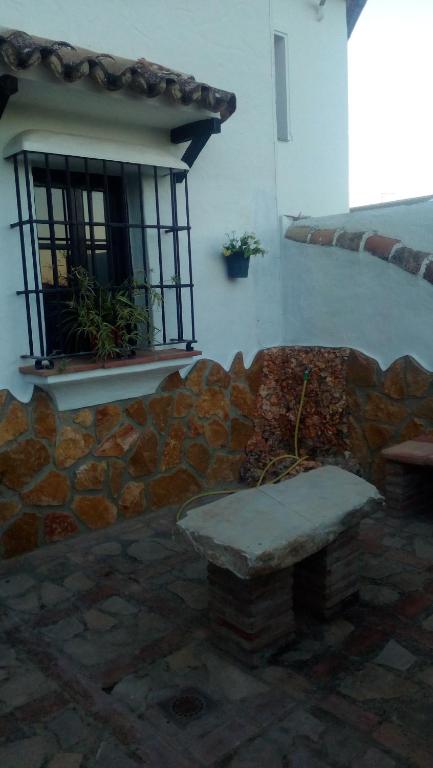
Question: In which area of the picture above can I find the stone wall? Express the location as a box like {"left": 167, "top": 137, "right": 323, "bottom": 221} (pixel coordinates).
{"left": 347, "top": 351, "right": 433, "bottom": 488}
{"left": 0, "top": 358, "right": 258, "bottom": 559}
{"left": 1, "top": 346, "right": 432, "bottom": 560}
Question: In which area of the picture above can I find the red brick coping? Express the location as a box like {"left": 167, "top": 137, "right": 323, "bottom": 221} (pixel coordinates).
{"left": 285, "top": 226, "right": 433, "bottom": 284}
{"left": 20, "top": 349, "right": 201, "bottom": 377}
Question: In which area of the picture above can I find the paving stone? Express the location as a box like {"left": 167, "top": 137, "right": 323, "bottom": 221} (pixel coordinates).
{"left": 63, "top": 574, "right": 95, "bottom": 592}
{"left": 0, "top": 735, "right": 57, "bottom": 768}
{"left": 168, "top": 579, "right": 207, "bottom": 610}
{"left": 388, "top": 571, "right": 428, "bottom": 593}
{"left": 352, "top": 747, "right": 396, "bottom": 768}
{"left": 322, "top": 724, "right": 365, "bottom": 766}
{"left": 204, "top": 650, "right": 269, "bottom": 700}
{"left": 94, "top": 740, "right": 140, "bottom": 767}
{"left": 165, "top": 643, "right": 204, "bottom": 673}
{"left": 382, "top": 535, "right": 405, "bottom": 547}
{"left": 0, "top": 643, "right": 17, "bottom": 667}
{"left": 324, "top": 618, "right": 354, "bottom": 646}
{"left": 126, "top": 539, "right": 172, "bottom": 563}
{"left": 40, "top": 582, "right": 72, "bottom": 607}
{"left": 63, "top": 637, "right": 121, "bottom": 666}
{"left": 414, "top": 538, "right": 433, "bottom": 560}
{"left": 362, "top": 559, "right": 402, "bottom": 579}
{"left": 83, "top": 609, "right": 117, "bottom": 631}
{"left": 422, "top": 613, "right": 433, "bottom": 631}
{"left": 0, "top": 669, "right": 57, "bottom": 711}
{"left": 111, "top": 674, "right": 151, "bottom": 711}
{"left": 417, "top": 666, "right": 433, "bottom": 687}
{"left": 374, "top": 640, "right": 416, "bottom": 671}
{"left": 43, "top": 617, "right": 84, "bottom": 642}
{"left": 228, "top": 735, "right": 288, "bottom": 767}
{"left": 48, "top": 754, "right": 83, "bottom": 768}
{"left": 92, "top": 542, "right": 122, "bottom": 556}
{"left": 279, "top": 638, "right": 324, "bottom": 663}
{"left": 99, "top": 596, "right": 138, "bottom": 615}
{"left": 0, "top": 573, "right": 35, "bottom": 598}
{"left": 407, "top": 522, "right": 433, "bottom": 536}
{"left": 6, "top": 589, "right": 40, "bottom": 613}
{"left": 277, "top": 707, "right": 326, "bottom": 743}
{"left": 360, "top": 585, "right": 399, "bottom": 606}
{"left": 48, "top": 709, "right": 88, "bottom": 749}
{"left": 339, "top": 664, "right": 418, "bottom": 701}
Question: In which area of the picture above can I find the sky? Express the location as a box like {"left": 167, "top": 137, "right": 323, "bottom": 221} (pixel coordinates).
{"left": 348, "top": 0, "right": 433, "bottom": 207}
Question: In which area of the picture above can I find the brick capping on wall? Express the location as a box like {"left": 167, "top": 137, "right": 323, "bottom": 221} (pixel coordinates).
{"left": 1, "top": 346, "right": 433, "bottom": 560}
{"left": 285, "top": 226, "right": 433, "bottom": 283}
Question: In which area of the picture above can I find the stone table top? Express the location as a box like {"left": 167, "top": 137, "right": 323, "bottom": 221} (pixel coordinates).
{"left": 177, "top": 466, "right": 382, "bottom": 578}
{"left": 382, "top": 434, "right": 433, "bottom": 465}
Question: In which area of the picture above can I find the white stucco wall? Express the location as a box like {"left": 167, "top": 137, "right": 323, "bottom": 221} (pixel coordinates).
{"left": 0, "top": 0, "right": 349, "bottom": 402}
{"left": 282, "top": 200, "right": 433, "bottom": 371}
{"left": 272, "top": 0, "right": 349, "bottom": 218}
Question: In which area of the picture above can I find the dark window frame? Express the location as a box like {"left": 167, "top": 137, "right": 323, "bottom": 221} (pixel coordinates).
{"left": 10, "top": 150, "right": 196, "bottom": 364}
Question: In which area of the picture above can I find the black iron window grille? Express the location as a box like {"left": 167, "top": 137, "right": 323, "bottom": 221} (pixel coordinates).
{"left": 9, "top": 150, "right": 196, "bottom": 365}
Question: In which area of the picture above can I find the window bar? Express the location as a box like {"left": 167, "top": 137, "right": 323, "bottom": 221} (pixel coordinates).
{"left": 83, "top": 157, "right": 96, "bottom": 277}
{"left": 23, "top": 151, "right": 45, "bottom": 357}
{"left": 43, "top": 154, "right": 60, "bottom": 288}
{"left": 102, "top": 160, "right": 115, "bottom": 282}
{"left": 184, "top": 173, "right": 196, "bottom": 344}
{"left": 64, "top": 155, "right": 79, "bottom": 281}
{"left": 153, "top": 166, "right": 167, "bottom": 344}
{"left": 137, "top": 163, "right": 151, "bottom": 343}
{"left": 61, "top": 186, "right": 72, "bottom": 278}
{"left": 44, "top": 153, "right": 62, "bottom": 353}
{"left": 13, "top": 154, "right": 34, "bottom": 356}
{"left": 120, "top": 161, "right": 134, "bottom": 285}
{"left": 169, "top": 168, "right": 183, "bottom": 341}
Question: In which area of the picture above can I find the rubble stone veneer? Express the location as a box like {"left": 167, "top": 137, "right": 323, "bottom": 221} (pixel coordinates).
{"left": 1, "top": 346, "right": 433, "bottom": 559}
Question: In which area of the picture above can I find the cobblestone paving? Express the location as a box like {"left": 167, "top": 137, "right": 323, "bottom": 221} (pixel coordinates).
{"left": 1, "top": 504, "right": 433, "bottom": 766}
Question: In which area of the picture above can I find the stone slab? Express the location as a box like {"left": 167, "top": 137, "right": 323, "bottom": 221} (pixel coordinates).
{"left": 382, "top": 440, "right": 433, "bottom": 465}
{"left": 178, "top": 467, "right": 381, "bottom": 578}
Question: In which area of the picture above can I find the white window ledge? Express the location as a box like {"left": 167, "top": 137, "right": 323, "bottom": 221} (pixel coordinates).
{"left": 19, "top": 350, "right": 201, "bottom": 411}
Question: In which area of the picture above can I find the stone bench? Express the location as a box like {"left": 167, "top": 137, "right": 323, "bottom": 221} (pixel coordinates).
{"left": 178, "top": 466, "right": 381, "bottom": 666}
{"left": 382, "top": 435, "right": 433, "bottom": 516}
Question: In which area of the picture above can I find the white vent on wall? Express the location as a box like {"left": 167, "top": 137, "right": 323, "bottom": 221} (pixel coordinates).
{"left": 273, "top": 32, "right": 290, "bottom": 142}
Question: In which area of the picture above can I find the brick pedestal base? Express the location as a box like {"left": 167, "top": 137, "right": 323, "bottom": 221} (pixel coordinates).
{"left": 294, "top": 527, "right": 360, "bottom": 619}
{"left": 208, "top": 564, "right": 295, "bottom": 667}
{"left": 384, "top": 460, "right": 433, "bottom": 516}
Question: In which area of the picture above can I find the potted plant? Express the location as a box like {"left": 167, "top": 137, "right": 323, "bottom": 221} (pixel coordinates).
{"left": 222, "top": 232, "right": 266, "bottom": 278}
{"left": 63, "top": 267, "right": 160, "bottom": 361}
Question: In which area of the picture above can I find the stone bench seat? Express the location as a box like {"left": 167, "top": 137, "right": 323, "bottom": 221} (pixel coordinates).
{"left": 382, "top": 434, "right": 433, "bottom": 516}
{"left": 178, "top": 466, "right": 381, "bottom": 666}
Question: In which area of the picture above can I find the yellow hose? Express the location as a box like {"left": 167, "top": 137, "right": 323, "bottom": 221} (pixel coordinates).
{"left": 176, "top": 369, "right": 310, "bottom": 522}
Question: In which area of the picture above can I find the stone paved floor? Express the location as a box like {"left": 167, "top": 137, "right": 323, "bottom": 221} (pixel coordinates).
{"left": 1, "top": 504, "right": 433, "bottom": 767}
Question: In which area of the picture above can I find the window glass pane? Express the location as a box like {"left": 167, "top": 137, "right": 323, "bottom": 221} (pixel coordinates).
{"left": 274, "top": 33, "right": 289, "bottom": 141}
{"left": 34, "top": 186, "right": 49, "bottom": 239}
{"left": 39, "top": 248, "right": 53, "bottom": 286}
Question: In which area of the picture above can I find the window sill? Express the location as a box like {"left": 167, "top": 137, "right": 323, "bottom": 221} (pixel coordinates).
{"left": 19, "top": 349, "right": 201, "bottom": 411}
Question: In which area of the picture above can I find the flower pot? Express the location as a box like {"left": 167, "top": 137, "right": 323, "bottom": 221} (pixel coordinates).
{"left": 225, "top": 251, "right": 250, "bottom": 278}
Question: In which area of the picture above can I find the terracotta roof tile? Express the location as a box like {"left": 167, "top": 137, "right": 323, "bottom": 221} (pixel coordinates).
{"left": 0, "top": 28, "right": 236, "bottom": 121}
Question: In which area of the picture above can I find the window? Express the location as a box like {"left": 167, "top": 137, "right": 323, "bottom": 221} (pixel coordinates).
{"left": 273, "top": 32, "right": 290, "bottom": 142}
{"left": 11, "top": 150, "right": 196, "bottom": 363}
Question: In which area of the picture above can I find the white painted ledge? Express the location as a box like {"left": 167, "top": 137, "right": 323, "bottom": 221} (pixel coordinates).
{"left": 19, "top": 352, "right": 200, "bottom": 410}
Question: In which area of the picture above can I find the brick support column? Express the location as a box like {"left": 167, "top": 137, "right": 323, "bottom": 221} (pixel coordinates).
{"left": 294, "top": 526, "right": 360, "bottom": 619}
{"left": 208, "top": 563, "right": 294, "bottom": 667}
{"left": 384, "top": 460, "right": 433, "bottom": 516}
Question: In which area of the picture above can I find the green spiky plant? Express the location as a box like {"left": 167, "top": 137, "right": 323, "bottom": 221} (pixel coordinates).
{"left": 63, "top": 267, "right": 160, "bottom": 361}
